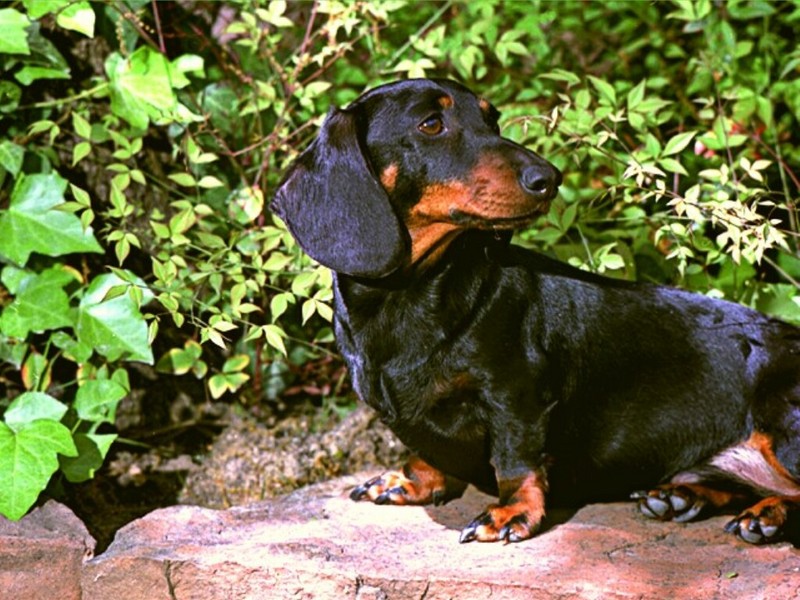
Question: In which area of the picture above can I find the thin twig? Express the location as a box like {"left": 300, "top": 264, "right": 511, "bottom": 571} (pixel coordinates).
{"left": 151, "top": 0, "right": 166, "bottom": 54}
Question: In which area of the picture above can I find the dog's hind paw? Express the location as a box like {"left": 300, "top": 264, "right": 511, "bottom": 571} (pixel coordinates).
{"left": 724, "top": 496, "right": 794, "bottom": 545}
{"left": 631, "top": 486, "right": 706, "bottom": 523}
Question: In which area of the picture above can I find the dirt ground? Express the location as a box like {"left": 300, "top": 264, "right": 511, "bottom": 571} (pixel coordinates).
{"left": 61, "top": 393, "right": 405, "bottom": 551}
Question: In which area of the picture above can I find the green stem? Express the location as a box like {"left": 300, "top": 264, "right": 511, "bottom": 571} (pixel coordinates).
{"left": 23, "top": 82, "right": 109, "bottom": 110}
{"left": 381, "top": 1, "right": 453, "bottom": 72}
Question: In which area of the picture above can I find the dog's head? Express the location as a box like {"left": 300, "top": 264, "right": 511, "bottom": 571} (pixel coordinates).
{"left": 272, "top": 79, "right": 561, "bottom": 278}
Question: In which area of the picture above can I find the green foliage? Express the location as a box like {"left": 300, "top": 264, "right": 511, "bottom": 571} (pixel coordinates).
{"left": 520, "top": 0, "right": 800, "bottom": 322}
{"left": 0, "top": 174, "right": 102, "bottom": 265}
{"left": 0, "top": 392, "right": 77, "bottom": 521}
{"left": 1, "top": 0, "right": 799, "bottom": 520}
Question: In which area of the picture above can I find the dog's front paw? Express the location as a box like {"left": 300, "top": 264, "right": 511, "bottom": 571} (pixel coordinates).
{"left": 632, "top": 485, "right": 706, "bottom": 523}
{"left": 724, "top": 497, "right": 793, "bottom": 544}
{"left": 459, "top": 503, "right": 542, "bottom": 543}
{"left": 350, "top": 457, "right": 465, "bottom": 506}
{"left": 459, "top": 472, "right": 547, "bottom": 543}
{"left": 350, "top": 470, "right": 425, "bottom": 505}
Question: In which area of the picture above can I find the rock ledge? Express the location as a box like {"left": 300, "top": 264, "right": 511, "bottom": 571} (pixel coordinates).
{"left": 5, "top": 475, "right": 800, "bottom": 599}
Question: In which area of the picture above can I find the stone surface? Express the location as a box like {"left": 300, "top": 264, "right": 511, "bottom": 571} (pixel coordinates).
{"left": 0, "top": 500, "right": 96, "bottom": 600}
{"left": 83, "top": 474, "right": 800, "bottom": 600}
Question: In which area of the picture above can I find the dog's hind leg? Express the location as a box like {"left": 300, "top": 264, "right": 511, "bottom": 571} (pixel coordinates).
{"left": 634, "top": 428, "right": 800, "bottom": 544}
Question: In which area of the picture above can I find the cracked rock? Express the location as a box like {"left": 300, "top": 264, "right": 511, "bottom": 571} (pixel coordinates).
{"left": 81, "top": 476, "right": 800, "bottom": 599}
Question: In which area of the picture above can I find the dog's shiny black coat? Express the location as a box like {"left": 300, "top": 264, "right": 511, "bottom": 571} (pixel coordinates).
{"left": 273, "top": 79, "right": 800, "bottom": 544}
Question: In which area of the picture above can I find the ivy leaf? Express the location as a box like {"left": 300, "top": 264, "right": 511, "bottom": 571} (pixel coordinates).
{"left": 3, "top": 391, "right": 69, "bottom": 431}
{"left": 0, "top": 337, "right": 27, "bottom": 368}
{"left": 201, "top": 83, "right": 238, "bottom": 131}
{"left": 50, "top": 331, "right": 93, "bottom": 363}
{"left": 169, "top": 53, "right": 204, "bottom": 89}
{"left": 55, "top": 1, "right": 95, "bottom": 38}
{"left": 0, "top": 266, "right": 76, "bottom": 338}
{"left": 26, "top": 18, "right": 71, "bottom": 70}
{"left": 59, "top": 433, "right": 117, "bottom": 483}
{"left": 0, "top": 140, "right": 24, "bottom": 176}
{"left": 0, "top": 8, "right": 31, "bottom": 55}
{"left": 76, "top": 273, "right": 154, "bottom": 364}
{"left": 0, "top": 80, "right": 21, "bottom": 113}
{"left": 20, "top": 1, "right": 68, "bottom": 19}
{"left": 0, "top": 419, "right": 77, "bottom": 521}
{"left": 0, "top": 173, "right": 103, "bottom": 266}
{"left": 74, "top": 378, "right": 128, "bottom": 424}
{"left": 106, "top": 47, "right": 177, "bottom": 129}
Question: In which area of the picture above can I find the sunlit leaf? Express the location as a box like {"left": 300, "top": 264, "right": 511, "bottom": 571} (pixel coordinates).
{"left": 0, "top": 266, "right": 76, "bottom": 338}
{"left": 55, "top": 1, "right": 95, "bottom": 37}
{"left": 0, "top": 173, "right": 102, "bottom": 266}
{"left": 0, "top": 419, "right": 77, "bottom": 521}
{"left": 76, "top": 273, "right": 154, "bottom": 364}
{"left": 662, "top": 131, "right": 697, "bottom": 156}
{"left": 0, "top": 8, "right": 31, "bottom": 55}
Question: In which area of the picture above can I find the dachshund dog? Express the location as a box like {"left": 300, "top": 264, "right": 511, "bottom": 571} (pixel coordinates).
{"left": 272, "top": 78, "right": 800, "bottom": 544}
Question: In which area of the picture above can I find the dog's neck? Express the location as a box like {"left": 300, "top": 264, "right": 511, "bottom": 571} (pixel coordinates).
{"left": 339, "top": 230, "right": 514, "bottom": 291}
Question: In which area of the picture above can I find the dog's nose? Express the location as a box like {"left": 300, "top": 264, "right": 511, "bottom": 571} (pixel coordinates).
{"left": 521, "top": 164, "right": 561, "bottom": 199}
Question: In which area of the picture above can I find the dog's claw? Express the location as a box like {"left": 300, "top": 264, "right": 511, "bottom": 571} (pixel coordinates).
{"left": 349, "top": 487, "right": 365, "bottom": 502}
{"left": 459, "top": 523, "right": 478, "bottom": 544}
{"left": 375, "top": 487, "right": 406, "bottom": 505}
{"left": 349, "top": 477, "right": 380, "bottom": 502}
{"left": 459, "top": 511, "right": 492, "bottom": 544}
{"left": 497, "top": 524, "right": 521, "bottom": 543}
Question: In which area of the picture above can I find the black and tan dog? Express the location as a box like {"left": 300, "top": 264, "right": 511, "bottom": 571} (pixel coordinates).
{"left": 272, "top": 78, "right": 800, "bottom": 544}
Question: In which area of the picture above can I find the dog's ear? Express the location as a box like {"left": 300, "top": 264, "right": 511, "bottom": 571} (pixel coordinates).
{"left": 271, "top": 108, "right": 407, "bottom": 278}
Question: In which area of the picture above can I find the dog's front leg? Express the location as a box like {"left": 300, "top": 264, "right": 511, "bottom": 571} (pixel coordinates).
{"left": 459, "top": 412, "right": 550, "bottom": 543}
{"left": 458, "top": 467, "right": 548, "bottom": 543}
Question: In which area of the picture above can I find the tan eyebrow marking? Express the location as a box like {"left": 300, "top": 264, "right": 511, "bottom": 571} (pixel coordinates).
{"left": 380, "top": 163, "right": 398, "bottom": 192}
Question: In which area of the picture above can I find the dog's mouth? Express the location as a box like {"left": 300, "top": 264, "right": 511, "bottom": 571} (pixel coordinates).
{"left": 448, "top": 207, "right": 546, "bottom": 230}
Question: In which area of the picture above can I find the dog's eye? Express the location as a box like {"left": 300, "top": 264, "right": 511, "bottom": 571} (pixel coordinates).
{"left": 418, "top": 115, "right": 445, "bottom": 136}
